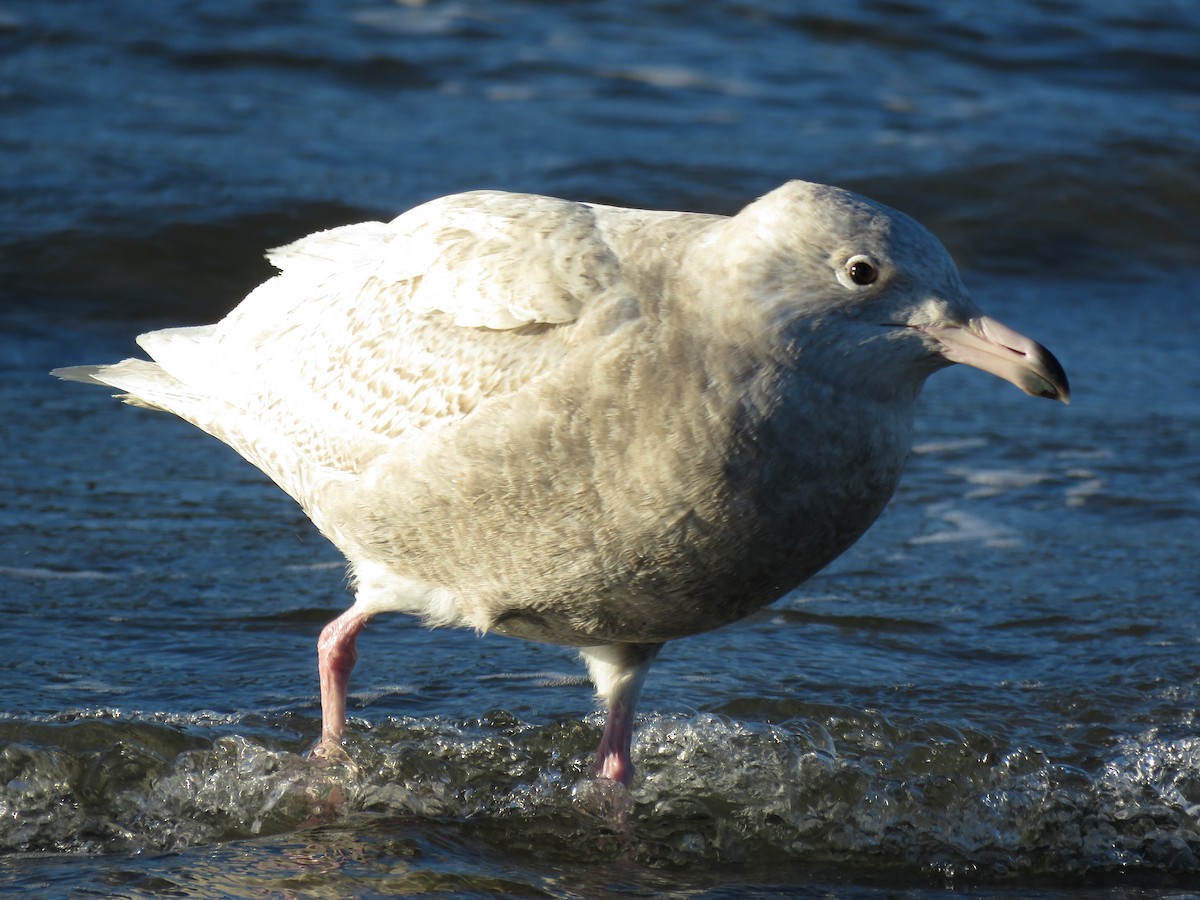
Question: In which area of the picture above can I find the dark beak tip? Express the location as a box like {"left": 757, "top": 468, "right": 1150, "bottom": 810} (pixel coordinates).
{"left": 1035, "top": 343, "right": 1070, "bottom": 405}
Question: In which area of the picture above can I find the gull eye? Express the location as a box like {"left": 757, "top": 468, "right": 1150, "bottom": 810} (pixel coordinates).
{"left": 847, "top": 257, "right": 878, "bottom": 286}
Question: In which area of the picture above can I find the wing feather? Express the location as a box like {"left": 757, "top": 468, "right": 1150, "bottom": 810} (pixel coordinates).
{"left": 131, "top": 191, "right": 638, "bottom": 489}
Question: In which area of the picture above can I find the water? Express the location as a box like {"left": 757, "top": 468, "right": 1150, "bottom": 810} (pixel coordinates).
{"left": 2, "top": 0, "right": 1198, "bottom": 896}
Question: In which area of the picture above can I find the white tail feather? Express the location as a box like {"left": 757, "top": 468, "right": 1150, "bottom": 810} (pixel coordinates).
{"left": 52, "top": 359, "right": 207, "bottom": 414}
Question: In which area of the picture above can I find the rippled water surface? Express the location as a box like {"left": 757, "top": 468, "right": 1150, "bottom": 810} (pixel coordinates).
{"left": 2, "top": 1, "right": 1198, "bottom": 896}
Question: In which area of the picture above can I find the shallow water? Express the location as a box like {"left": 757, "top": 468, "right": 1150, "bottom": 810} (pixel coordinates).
{"left": 2, "top": 0, "right": 1199, "bottom": 896}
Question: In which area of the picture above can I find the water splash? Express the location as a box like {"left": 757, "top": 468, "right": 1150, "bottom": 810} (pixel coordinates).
{"left": 5, "top": 709, "right": 1200, "bottom": 879}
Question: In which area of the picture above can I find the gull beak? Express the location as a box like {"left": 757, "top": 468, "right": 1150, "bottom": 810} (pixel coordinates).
{"left": 925, "top": 314, "right": 1070, "bottom": 404}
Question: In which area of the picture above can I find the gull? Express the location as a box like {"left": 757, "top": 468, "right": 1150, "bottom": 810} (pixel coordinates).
{"left": 55, "top": 180, "right": 1069, "bottom": 785}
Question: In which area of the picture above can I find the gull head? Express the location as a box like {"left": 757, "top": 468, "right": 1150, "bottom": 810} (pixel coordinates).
{"left": 711, "top": 179, "right": 1070, "bottom": 405}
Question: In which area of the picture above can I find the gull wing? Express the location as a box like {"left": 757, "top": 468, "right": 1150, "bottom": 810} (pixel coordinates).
{"left": 59, "top": 191, "right": 642, "bottom": 502}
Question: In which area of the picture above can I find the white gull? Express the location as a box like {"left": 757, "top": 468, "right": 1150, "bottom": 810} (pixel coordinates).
{"left": 55, "top": 180, "right": 1069, "bottom": 784}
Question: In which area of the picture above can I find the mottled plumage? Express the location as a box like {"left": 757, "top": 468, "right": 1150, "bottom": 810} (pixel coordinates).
{"left": 55, "top": 180, "right": 1068, "bottom": 783}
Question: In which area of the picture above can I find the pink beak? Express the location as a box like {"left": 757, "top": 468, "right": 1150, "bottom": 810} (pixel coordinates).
{"left": 924, "top": 315, "right": 1070, "bottom": 403}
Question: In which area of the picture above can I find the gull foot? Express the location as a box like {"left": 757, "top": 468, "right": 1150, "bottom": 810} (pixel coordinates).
{"left": 299, "top": 739, "right": 361, "bottom": 826}
{"left": 572, "top": 775, "right": 635, "bottom": 832}
{"left": 306, "top": 738, "right": 361, "bottom": 774}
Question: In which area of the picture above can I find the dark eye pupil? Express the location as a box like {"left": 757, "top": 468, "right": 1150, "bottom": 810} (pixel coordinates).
{"left": 849, "top": 261, "right": 878, "bottom": 285}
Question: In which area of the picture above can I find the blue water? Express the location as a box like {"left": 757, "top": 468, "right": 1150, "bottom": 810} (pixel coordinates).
{"left": 2, "top": 1, "right": 1199, "bottom": 896}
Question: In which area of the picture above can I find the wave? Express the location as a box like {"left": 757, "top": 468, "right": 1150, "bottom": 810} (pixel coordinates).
{"left": 4, "top": 708, "right": 1200, "bottom": 882}
{"left": 8, "top": 140, "right": 1196, "bottom": 327}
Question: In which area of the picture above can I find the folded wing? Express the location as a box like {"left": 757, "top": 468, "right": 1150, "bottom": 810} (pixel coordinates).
{"left": 56, "top": 191, "right": 639, "bottom": 506}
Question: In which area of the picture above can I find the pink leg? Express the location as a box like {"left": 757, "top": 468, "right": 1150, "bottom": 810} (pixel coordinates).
{"left": 308, "top": 608, "right": 366, "bottom": 763}
{"left": 581, "top": 643, "right": 662, "bottom": 787}
{"left": 594, "top": 698, "right": 637, "bottom": 785}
